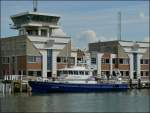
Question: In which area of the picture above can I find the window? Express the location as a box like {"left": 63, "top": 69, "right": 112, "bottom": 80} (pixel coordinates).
{"left": 119, "top": 59, "right": 123, "bottom": 64}
{"left": 28, "top": 56, "right": 36, "bottom": 63}
{"left": 33, "top": 30, "right": 38, "bottom": 36}
{"left": 41, "top": 29, "right": 47, "bottom": 37}
{"left": 27, "top": 56, "right": 41, "bottom": 63}
{"left": 63, "top": 71, "right": 68, "bottom": 74}
{"left": 63, "top": 58, "right": 67, "bottom": 63}
{"left": 113, "top": 58, "right": 116, "bottom": 64}
{"left": 18, "top": 70, "right": 21, "bottom": 75}
{"left": 37, "top": 71, "right": 41, "bottom": 77}
{"left": 79, "top": 71, "right": 84, "bottom": 75}
{"left": 91, "top": 58, "right": 96, "bottom": 64}
{"left": 12, "top": 57, "right": 16, "bottom": 63}
{"left": 69, "top": 71, "right": 73, "bottom": 75}
{"left": 47, "top": 49, "right": 52, "bottom": 70}
{"left": 140, "top": 59, "right": 143, "bottom": 64}
{"left": 74, "top": 71, "right": 78, "bottom": 75}
{"left": 105, "top": 59, "right": 110, "bottom": 64}
{"left": 85, "top": 71, "right": 89, "bottom": 75}
{"left": 77, "top": 58, "right": 81, "bottom": 62}
{"left": 101, "top": 58, "right": 110, "bottom": 64}
{"left": 126, "top": 71, "right": 129, "bottom": 76}
{"left": 57, "top": 57, "right": 61, "bottom": 63}
{"left": 28, "top": 71, "right": 33, "bottom": 76}
{"left": 123, "top": 59, "right": 129, "bottom": 64}
{"left": 141, "top": 59, "right": 149, "bottom": 64}
{"left": 2, "top": 57, "right": 9, "bottom": 64}
{"left": 69, "top": 57, "right": 75, "bottom": 64}
{"left": 141, "top": 71, "right": 143, "bottom": 76}
{"left": 57, "top": 57, "right": 75, "bottom": 64}
{"left": 27, "top": 30, "right": 33, "bottom": 35}
{"left": 145, "top": 71, "right": 149, "bottom": 76}
{"left": 102, "top": 58, "right": 105, "bottom": 64}
{"left": 141, "top": 71, "right": 149, "bottom": 76}
{"left": 106, "top": 71, "right": 110, "bottom": 75}
{"left": 23, "top": 71, "right": 26, "bottom": 75}
{"left": 120, "top": 71, "right": 123, "bottom": 76}
{"left": 36, "top": 56, "right": 42, "bottom": 63}
{"left": 144, "top": 59, "right": 149, "bottom": 64}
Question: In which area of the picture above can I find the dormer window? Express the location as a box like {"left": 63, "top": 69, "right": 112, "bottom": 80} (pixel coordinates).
{"left": 41, "top": 29, "right": 47, "bottom": 37}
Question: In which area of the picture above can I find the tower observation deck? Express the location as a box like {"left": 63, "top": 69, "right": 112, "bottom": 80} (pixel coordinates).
{"left": 10, "top": 11, "right": 61, "bottom": 37}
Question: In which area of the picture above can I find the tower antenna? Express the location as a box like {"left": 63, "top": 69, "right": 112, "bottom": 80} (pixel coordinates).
{"left": 33, "top": 0, "right": 38, "bottom": 12}
{"left": 118, "top": 12, "right": 122, "bottom": 40}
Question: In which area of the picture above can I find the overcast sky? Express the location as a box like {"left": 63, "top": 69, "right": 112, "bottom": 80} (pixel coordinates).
{"left": 1, "top": 1, "right": 149, "bottom": 48}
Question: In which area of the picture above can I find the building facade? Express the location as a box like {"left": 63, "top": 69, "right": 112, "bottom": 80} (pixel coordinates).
{"left": 89, "top": 40, "right": 150, "bottom": 81}
{"left": 1, "top": 11, "right": 77, "bottom": 79}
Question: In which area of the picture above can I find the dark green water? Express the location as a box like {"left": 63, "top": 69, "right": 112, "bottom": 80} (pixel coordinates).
{"left": 0, "top": 89, "right": 150, "bottom": 112}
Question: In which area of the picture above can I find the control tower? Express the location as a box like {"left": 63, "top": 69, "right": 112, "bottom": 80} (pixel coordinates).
{"left": 1, "top": 10, "right": 73, "bottom": 79}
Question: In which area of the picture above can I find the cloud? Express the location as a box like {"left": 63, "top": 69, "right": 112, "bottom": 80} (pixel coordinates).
{"left": 80, "top": 30, "right": 98, "bottom": 42}
{"left": 98, "top": 36, "right": 117, "bottom": 42}
{"left": 74, "top": 29, "right": 117, "bottom": 49}
{"left": 144, "top": 37, "right": 150, "bottom": 42}
{"left": 74, "top": 30, "right": 98, "bottom": 49}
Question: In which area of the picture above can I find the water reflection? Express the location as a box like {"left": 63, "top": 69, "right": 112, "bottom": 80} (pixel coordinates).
{"left": 0, "top": 89, "right": 150, "bottom": 112}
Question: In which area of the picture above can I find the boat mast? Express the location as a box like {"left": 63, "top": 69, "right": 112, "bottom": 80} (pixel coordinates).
{"left": 33, "top": 0, "right": 38, "bottom": 12}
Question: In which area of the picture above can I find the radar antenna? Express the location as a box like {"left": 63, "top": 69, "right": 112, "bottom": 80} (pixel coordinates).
{"left": 33, "top": 0, "right": 38, "bottom": 12}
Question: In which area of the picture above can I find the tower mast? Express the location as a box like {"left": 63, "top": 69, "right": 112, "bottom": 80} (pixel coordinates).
{"left": 118, "top": 12, "right": 122, "bottom": 41}
{"left": 116, "top": 12, "right": 122, "bottom": 69}
{"left": 33, "top": 0, "right": 38, "bottom": 12}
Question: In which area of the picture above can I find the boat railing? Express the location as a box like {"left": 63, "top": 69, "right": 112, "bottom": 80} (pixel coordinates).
{"left": 3, "top": 75, "right": 24, "bottom": 81}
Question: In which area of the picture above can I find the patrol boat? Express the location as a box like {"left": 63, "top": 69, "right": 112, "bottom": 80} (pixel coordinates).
{"left": 28, "top": 66, "right": 128, "bottom": 93}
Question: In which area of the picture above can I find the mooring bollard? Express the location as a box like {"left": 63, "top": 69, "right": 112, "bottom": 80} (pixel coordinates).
{"left": 137, "top": 79, "right": 141, "bottom": 89}
{"left": 129, "top": 79, "right": 132, "bottom": 89}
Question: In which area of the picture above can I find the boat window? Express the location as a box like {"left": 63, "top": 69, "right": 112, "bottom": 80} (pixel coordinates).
{"left": 63, "top": 71, "right": 68, "bottom": 74}
{"left": 59, "top": 71, "right": 63, "bottom": 74}
{"left": 79, "top": 71, "right": 84, "bottom": 75}
{"left": 85, "top": 71, "right": 89, "bottom": 75}
{"left": 69, "top": 71, "right": 73, "bottom": 75}
{"left": 74, "top": 71, "right": 78, "bottom": 75}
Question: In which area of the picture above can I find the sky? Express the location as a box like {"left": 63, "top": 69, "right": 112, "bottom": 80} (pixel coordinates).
{"left": 1, "top": 0, "right": 149, "bottom": 48}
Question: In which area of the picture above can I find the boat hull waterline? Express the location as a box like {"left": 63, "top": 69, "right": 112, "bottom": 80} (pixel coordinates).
{"left": 28, "top": 81, "right": 129, "bottom": 93}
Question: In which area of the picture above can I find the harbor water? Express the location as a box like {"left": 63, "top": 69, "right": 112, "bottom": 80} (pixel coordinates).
{"left": 0, "top": 89, "right": 150, "bottom": 112}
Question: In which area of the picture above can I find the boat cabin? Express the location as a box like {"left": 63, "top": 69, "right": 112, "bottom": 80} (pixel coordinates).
{"left": 58, "top": 66, "right": 93, "bottom": 80}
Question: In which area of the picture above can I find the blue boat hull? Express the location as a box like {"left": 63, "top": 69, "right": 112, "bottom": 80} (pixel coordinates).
{"left": 28, "top": 81, "right": 129, "bottom": 93}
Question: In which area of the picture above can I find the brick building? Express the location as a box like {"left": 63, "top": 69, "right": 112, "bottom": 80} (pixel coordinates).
{"left": 89, "top": 40, "right": 150, "bottom": 81}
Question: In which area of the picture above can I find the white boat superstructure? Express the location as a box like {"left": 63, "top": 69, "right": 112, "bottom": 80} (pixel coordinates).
{"left": 58, "top": 66, "right": 97, "bottom": 84}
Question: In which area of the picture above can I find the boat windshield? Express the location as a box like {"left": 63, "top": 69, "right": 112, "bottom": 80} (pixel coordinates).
{"left": 59, "top": 70, "right": 90, "bottom": 75}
